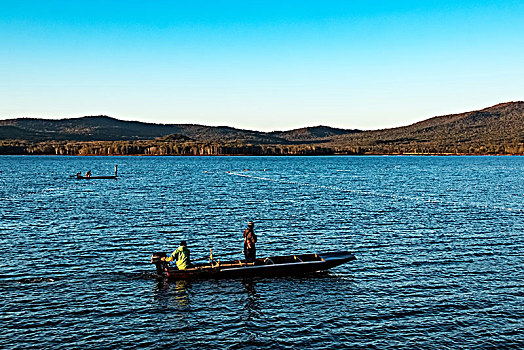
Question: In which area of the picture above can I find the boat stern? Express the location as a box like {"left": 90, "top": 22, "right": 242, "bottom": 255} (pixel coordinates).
{"left": 151, "top": 252, "right": 167, "bottom": 276}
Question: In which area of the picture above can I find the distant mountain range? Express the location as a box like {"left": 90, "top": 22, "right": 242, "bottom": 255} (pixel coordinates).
{"left": 0, "top": 114, "right": 360, "bottom": 144}
{"left": 0, "top": 101, "right": 522, "bottom": 155}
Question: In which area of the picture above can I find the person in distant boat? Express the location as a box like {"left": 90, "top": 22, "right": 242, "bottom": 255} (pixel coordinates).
{"left": 163, "top": 240, "right": 191, "bottom": 270}
{"left": 85, "top": 170, "right": 92, "bottom": 177}
{"left": 243, "top": 221, "right": 257, "bottom": 263}
{"left": 76, "top": 172, "right": 82, "bottom": 178}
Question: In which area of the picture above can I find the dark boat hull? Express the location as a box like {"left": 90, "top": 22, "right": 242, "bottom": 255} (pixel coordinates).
{"left": 76, "top": 176, "right": 117, "bottom": 179}
{"left": 75, "top": 165, "right": 118, "bottom": 179}
{"left": 152, "top": 251, "right": 356, "bottom": 280}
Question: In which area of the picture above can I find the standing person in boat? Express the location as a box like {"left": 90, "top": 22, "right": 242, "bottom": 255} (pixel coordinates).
{"left": 243, "top": 221, "right": 257, "bottom": 263}
{"left": 163, "top": 240, "right": 191, "bottom": 270}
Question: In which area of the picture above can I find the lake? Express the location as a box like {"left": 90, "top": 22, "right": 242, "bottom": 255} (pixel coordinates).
{"left": 1, "top": 155, "right": 523, "bottom": 349}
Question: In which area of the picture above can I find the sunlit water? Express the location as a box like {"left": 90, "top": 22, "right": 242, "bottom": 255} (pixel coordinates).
{"left": 1, "top": 155, "right": 523, "bottom": 349}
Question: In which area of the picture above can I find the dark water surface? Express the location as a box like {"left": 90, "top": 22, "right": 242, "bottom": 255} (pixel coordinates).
{"left": 1, "top": 156, "right": 523, "bottom": 349}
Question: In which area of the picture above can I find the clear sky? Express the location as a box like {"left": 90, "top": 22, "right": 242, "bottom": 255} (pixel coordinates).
{"left": 1, "top": 1, "right": 523, "bottom": 131}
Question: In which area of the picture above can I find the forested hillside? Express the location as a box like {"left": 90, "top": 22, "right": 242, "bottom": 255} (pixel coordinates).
{"left": 0, "top": 102, "right": 522, "bottom": 155}
{"left": 330, "top": 102, "right": 524, "bottom": 154}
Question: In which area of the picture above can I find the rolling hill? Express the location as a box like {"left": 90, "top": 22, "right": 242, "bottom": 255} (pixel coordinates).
{"left": 331, "top": 101, "right": 524, "bottom": 154}
{"left": 0, "top": 101, "right": 522, "bottom": 155}
{"left": 0, "top": 115, "right": 354, "bottom": 144}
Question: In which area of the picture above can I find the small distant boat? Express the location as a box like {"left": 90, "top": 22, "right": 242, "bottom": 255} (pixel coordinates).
{"left": 151, "top": 251, "right": 356, "bottom": 280}
{"left": 75, "top": 165, "right": 118, "bottom": 180}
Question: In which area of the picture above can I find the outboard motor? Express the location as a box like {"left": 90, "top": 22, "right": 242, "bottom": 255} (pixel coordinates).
{"left": 151, "top": 252, "right": 167, "bottom": 275}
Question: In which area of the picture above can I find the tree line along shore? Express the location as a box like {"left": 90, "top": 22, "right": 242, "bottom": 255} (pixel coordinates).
{"left": 1, "top": 101, "right": 523, "bottom": 156}
{"left": 0, "top": 139, "right": 522, "bottom": 156}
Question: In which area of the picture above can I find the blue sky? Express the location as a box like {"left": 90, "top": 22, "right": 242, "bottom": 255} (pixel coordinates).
{"left": 1, "top": 0, "right": 523, "bottom": 131}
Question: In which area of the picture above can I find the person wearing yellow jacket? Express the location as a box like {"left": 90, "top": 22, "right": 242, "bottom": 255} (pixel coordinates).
{"left": 164, "top": 240, "right": 191, "bottom": 270}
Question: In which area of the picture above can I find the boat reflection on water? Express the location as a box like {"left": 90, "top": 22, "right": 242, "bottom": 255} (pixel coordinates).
{"left": 242, "top": 279, "right": 260, "bottom": 321}
{"left": 172, "top": 280, "right": 191, "bottom": 306}
{"left": 153, "top": 278, "right": 192, "bottom": 308}
{"left": 239, "top": 279, "right": 262, "bottom": 345}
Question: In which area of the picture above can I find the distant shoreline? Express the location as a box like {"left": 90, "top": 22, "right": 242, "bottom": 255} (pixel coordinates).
{"left": 0, "top": 152, "right": 521, "bottom": 157}
{"left": 1, "top": 101, "right": 523, "bottom": 156}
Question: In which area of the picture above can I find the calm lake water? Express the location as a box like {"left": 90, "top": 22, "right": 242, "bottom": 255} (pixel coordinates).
{"left": 1, "top": 155, "right": 523, "bottom": 349}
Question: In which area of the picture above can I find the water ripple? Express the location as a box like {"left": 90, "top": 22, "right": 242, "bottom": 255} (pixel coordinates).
{"left": 1, "top": 155, "right": 523, "bottom": 349}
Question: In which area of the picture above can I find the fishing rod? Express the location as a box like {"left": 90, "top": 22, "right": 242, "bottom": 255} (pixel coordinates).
{"left": 192, "top": 249, "right": 243, "bottom": 262}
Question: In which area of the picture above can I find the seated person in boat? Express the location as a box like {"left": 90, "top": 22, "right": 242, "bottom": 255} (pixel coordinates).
{"left": 243, "top": 221, "right": 257, "bottom": 263}
{"left": 76, "top": 172, "right": 82, "bottom": 178}
{"left": 163, "top": 240, "right": 191, "bottom": 270}
{"left": 85, "top": 170, "right": 92, "bottom": 177}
